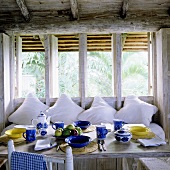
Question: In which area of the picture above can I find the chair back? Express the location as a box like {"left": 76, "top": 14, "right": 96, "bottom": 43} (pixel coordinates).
{"left": 7, "top": 139, "right": 74, "bottom": 170}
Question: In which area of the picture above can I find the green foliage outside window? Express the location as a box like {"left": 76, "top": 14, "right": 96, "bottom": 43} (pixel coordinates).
{"left": 21, "top": 51, "right": 149, "bottom": 97}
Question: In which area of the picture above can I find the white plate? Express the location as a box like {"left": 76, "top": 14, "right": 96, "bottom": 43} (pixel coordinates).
{"left": 14, "top": 125, "right": 35, "bottom": 129}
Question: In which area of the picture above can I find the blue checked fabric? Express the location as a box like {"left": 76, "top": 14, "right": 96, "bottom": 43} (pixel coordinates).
{"left": 11, "top": 151, "right": 47, "bottom": 170}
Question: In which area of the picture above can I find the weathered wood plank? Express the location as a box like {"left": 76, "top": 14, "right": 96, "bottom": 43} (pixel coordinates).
{"left": 79, "top": 33, "right": 87, "bottom": 109}
{"left": 50, "top": 35, "right": 59, "bottom": 97}
{"left": 147, "top": 32, "right": 151, "bottom": 94}
{"left": 112, "top": 34, "right": 122, "bottom": 110}
{"left": 13, "top": 96, "right": 154, "bottom": 110}
{"left": 155, "top": 28, "right": 170, "bottom": 141}
{"left": 15, "top": 0, "right": 30, "bottom": 22}
{"left": 16, "top": 36, "right": 22, "bottom": 97}
{"left": 70, "top": 0, "right": 79, "bottom": 20}
{"left": 0, "top": 33, "right": 10, "bottom": 132}
{"left": 2, "top": 15, "right": 170, "bottom": 34}
{"left": 120, "top": 0, "right": 129, "bottom": 19}
{"left": 44, "top": 35, "right": 50, "bottom": 106}
{"left": 9, "top": 35, "right": 15, "bottom": 114}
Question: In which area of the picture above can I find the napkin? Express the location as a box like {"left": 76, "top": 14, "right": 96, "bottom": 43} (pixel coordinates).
{"left": 34, "top": 137, "right": 57, "bottom": 151}
{"left": 137, "top": 136, "right": 166, "bottom": 147}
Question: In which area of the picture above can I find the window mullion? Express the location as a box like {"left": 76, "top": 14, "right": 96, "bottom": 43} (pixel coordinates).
{"left": 112, "top": 33, "right": 122, "bottom": 110}
{"left": 79, "top": 33, "right": 87, "bottom": 109}
{"left": 10, "top": 35, "right": 15, "bottom": 111}
{"left": 16, "top": 36, "right": 22, "bottom": 98}
{"left": 50, "top": 35, "right": 59, "bottom": 98}
{"left": 147, "top": 32, "right": 152, "bottom": 95}
{"left": 44, "top": 35, "right": 50, "bottom": 106}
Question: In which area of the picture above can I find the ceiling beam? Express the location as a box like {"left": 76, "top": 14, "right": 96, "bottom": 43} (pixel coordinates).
{"left": 120, "top": 0, "right": 129, "bottom": 19}
{"left": 70, "top": 0, "right": 79, "bottom": 20}
{"left": 16, "top": 0, "right": 30, "bottom": 22}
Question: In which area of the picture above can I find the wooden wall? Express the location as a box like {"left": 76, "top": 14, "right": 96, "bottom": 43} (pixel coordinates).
{"left": 0, "top": 33, "right": 11, "bottom": 132}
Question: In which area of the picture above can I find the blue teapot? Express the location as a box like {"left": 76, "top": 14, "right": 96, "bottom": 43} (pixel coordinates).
{"left": 32, "top": 111, "right": 51, "bottom": 130}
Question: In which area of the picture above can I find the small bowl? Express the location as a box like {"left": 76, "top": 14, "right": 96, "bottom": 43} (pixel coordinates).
{"left": 129, "top": 126, "right": 150, "bottom": 136}
{"left": 65, "top": 135, "right": 92, "bottom": 148}
{"left": 73, "top": 121, "right": 91, "bottom": 130}
{"left": 114, "top": 130, "right": 132, "bottom": 143}
{"left": 5, "top": 128, "right": 26, "bottom": 139}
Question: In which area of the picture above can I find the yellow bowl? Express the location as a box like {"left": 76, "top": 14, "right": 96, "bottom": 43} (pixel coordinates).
{"left": 129, "top": 126, "right": 150, "bottom": 136}
{"left": 5, "top": 128, "right": 26, "bottom": 139}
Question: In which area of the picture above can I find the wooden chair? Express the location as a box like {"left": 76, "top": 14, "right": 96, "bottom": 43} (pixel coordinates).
{"left": 7, "top": 139, "right": 74, "bottom": 170}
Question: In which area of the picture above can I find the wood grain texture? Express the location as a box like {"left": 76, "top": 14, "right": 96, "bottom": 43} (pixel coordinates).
{"left": 70, "top": 0, "right": 79, "bottom": 20}
{"left": 44, "top": 35, "right": 50, "bottom": 106}
{"left": 120, "top": 0, "right": 129, "bottom": 19}
{"left": 16, "top": 0, "right": 30, "bottom": 21}
{"left": 1, "top": 125, "right": 170, "bottom": 170}
{"left": 0, "top": 34, "right": 10, "bottom": 132}
{"left": 112, "top": 34, "right": 122, "bottom": 110}
{"left": 16, "top": 36, "right": 22, "bottom": 98}
{"left": 79, "top": 33, "right": 87, "bottom": 109}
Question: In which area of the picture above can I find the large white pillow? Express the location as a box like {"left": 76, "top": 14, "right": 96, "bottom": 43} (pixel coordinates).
{"left": 77, "top": 96, "right": 117, "bottom": 124}
{"left": 8, "top": 93, "right": 49, "bottom": 125}
{"left": 114, "top": 95, "right": 158, "bottom": 127}
{"left": 46, "top": 94, "right": 84, "bottom": 125}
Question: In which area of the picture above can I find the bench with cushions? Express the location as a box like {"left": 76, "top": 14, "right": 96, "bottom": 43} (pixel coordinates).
{"left": 2, "top": 93, "right": 167, "bottom": 170}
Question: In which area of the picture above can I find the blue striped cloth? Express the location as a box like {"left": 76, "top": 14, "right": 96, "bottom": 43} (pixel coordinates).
{"left": 11, "top": 151, "right": 47, "bottom": 170}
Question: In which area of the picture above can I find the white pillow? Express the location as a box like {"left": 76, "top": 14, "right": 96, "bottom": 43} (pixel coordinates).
{"left": 8, "top": 93, "right": 49, "bottom": 125}
{"left": 77, "top": 96, "right": 117, "bottom": 124}
{"left": 46, "top": 94, "right": 84, "bottom": 125}
{"left": 114, "top": 95, "right": 158, "bottom": 127}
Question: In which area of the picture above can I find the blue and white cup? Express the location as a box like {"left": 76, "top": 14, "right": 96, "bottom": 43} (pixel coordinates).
{"left": 113, "top": 119, "right": 124, "bottom": 131}
{"left": 52, "top": 121, "right": 64, "bottom": 130}
{"left": 96, "top": 125, "right": 108, "bottom": 140}
{"left": 23, "top": 127, "right": 36, "bottom": 142}
{"left": 39, "top": 128, "right": 47, "bottom": 137}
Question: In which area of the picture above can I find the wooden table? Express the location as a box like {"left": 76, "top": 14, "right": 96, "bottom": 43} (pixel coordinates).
{"left": 1, "top": 125, "right": 170, "bottom": 170}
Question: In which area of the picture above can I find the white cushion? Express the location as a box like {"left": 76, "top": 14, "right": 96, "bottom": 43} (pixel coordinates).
{"left": 114, "top": 95, "right": 158, "bottom": 127}
{"left": 77, "top": 96, "right": 117, "bottom": 124}
{"left": 8, "top": 93, "right": 49, "bottom": 125}
{"left": 46, "top": 94, "right": 84, "bottom": 125}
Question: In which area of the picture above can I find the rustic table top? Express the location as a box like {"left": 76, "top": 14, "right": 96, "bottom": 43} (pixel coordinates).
{"left": 1, "top": 125, "right": 170, "bottom": 159}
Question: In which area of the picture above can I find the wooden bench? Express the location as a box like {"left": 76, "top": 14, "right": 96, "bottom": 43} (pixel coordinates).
{"left": 137, "top": 158, "right": 170, "bottom": 170}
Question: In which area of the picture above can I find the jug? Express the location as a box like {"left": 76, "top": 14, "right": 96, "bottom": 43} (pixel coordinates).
{"left": 32, "top": 111, "right": 51, "bottom": 129}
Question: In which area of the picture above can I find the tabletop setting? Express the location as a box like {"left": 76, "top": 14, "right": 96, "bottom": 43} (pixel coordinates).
{"left": 0, "top": 111, "right": 169, "bottom": 158}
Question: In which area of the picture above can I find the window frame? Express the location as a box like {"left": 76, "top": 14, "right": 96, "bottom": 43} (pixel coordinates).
{"left": 14, "top": 33, "right": 154, "bottom": 110}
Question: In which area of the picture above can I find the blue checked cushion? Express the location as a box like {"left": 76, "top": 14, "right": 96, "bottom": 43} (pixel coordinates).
{"left": 11, "top": 151, "right": 46, "bottom": 170}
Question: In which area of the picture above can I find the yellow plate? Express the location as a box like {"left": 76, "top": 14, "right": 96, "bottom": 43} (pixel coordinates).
{"left": 129, "top": 126, "right": 150, "bottom": 136}
{"left": 5, "top": 128, "right": 26, "bottom": 139}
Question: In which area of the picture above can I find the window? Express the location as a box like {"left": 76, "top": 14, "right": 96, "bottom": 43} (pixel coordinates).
{"left": 58, "top": 52, "right": 79, "bottom": 97}
{"left": 21, "top": 52, "right": 45, "bottom": 98}
{"left": 87, "top": 52, "right": 112, "bottom": 97}
{"left": 122, "top": 52, "right": 148, "bottom": 96}
{"left": 15, "top": 33, "right": 152, "bottom": 99}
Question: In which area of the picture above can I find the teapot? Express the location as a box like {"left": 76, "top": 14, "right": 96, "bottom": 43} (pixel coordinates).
{"left": 32, "top": 111, "right": 51, "bottom": 129}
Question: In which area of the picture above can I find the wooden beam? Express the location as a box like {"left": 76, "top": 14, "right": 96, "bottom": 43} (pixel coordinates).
{"left": 70, "top": 0, "right": 79, "bottom": 20}
{"left": 122, "top": 33, "right": 127, "bottom": 50}
{"left": 16, "top": 0, "right": 30, "bottom": 22}
{"left": 120, "top": 0, "right": 129, "bottom": 19}
{"left": 39, "top": 35, "right": 45, "bottom": 47}
{"left": 79, "top": 34, "right": 87, "bottom": 109}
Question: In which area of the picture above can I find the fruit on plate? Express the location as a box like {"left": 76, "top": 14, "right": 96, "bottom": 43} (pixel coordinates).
{"left": 70, "top": 129, "right": 79, "bottom": 136}
{"left": 62, "top": 128, "right": 71, "bottom": 136}
{"left": 66, "top": 124, "right": 75, "bottom": 130}
{"left": 55, "top": 128, "right": 63, "bottom": 137}
{"left": 75, "top": 127, "right": 82, "bottom": 135}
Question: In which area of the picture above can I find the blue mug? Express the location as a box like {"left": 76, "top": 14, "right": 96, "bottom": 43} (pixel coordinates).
{"left": 113, "top": 119, "right": 124, "bottom": 131}
{"left": 52, "top": 121, "right": 64, "bottom": 130}
{"left": 96, "top": 125, "right": 108, "bottom": 140}
{"left": 23, "top": 127, "right": 36, "bottom": 142}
